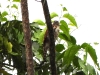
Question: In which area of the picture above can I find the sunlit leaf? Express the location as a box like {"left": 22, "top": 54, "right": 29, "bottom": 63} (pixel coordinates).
{"left": 1, "top": 17, "right": 7, "bottom": 21}
{"left": 63, "top": 7, "right": 67, "bottom": 11}
{"left": 63, "top": 45, "right": 80, "bottom": 66}
{"left": 78, "top": 59, "right": 88, "bottom": 75}
{"left": 1, "top": 11, "right": 8, "bottom": 17}
{"left": 13, "top": 0, "right": 20, "bottom": 2}
{"left": 63, "top": 13, "right": 77, "bottom": 27}
{"left": 56, "top": 44, "right": 65, "bottom": 52}
{"left": 87, "top": 63, "right": 96, "bottom": 75}
{"left": 11, "top": 4, "right": 18, "bottom": 9}
{"left": 50, "top": 12, "right": 58, "bottom": 19}
{"left": 38, "top": 27, "right": 47, "bottom": 44}
{"left": 60, "top": 20, "right": 70, "bottom": 39}
{"left": 34, "top": 19, "right": 45, "bottom": 25}
{"left": 81, "top": 43, "right": 98, "bottom": 66}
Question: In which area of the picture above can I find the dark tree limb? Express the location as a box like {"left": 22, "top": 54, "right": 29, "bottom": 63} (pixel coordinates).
{"left": 20, "top": 0, "right": 34, "bottom": 75}
{"left": 41, "top": 0, "right": 57, "bottom": 75}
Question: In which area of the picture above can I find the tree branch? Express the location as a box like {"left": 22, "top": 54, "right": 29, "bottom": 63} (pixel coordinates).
{"left": 41, "top": 0, "right": 57, "bottom": 75}
{"left": 20, "top": 0, "right": 34, "bottom": 75}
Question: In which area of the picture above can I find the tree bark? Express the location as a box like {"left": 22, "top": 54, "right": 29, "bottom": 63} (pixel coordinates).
{"left": 20, "top": 0, "right": 34, "bottom": 75}
{"left": 41, "top": 0, "right": 57, "bottom": 75}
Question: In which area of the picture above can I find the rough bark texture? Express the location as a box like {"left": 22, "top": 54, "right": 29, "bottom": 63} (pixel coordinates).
{"left": 41, "top": 0, "right": 57, "bottom": 75}
{"left": 20, "top": 0, "right": 34, "bottom": 75}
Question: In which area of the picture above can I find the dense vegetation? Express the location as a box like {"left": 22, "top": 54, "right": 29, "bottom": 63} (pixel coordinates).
{"left": 0, "top": 0, "right": 100, "bottom": 75}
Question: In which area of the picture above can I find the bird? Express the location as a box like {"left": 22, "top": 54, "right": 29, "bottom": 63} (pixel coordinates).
{"left": 43, "top": 21, "right": 60, "bottom": 62}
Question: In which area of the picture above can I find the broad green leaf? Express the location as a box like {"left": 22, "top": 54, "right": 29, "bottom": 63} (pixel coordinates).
{"left": 63, "top": 13, "right": 77, "bottom": 27}
{"left": 56, "top": 52, "right": 65, "bottom": 61}
{"left": 50, "top": 12, "right": 58, "bottom": 19}
{"left": 18, "top": 33, "right": 24, "bottom": 43}
{"left": 63, "top": 7, "right": 67, "bottom": 11}
{"left": 34, "top": 19, "right": 45, "bottom": 25}
{"left": 1, "top": 17, "right": 7, "bottom": 21}
{"left": 1, "top": 11, "right": 8, "bottom": 17}
{"left": 11, "top": 4, "right": 18, "bottom": 9}
{"left": 63, "top": 45, "right": 80, "bottom": 66}
{"left": 78, "top": 59, "right": 88, "bottom": 75}
{"left": 60, "top": 20, "right": 70, "bottom": 39}
{"left": 87, "top": 63, "right": 96, "bottom": 75}
{"left": 73, "top": 56, "right": 80, "bottom": 68}
{"left": 59, "top": 33, "right": 76, "bottom": 45}
{"left": 56, "top": 44, "right": 65, "bottom": 52}
{"left": 59, "top": 33, "right": 68, "bottom": 41}
{"left": 70, "top": 35, "right": 76, "bottom": 45}
{"left": 81, "top": 43, "right": 98, "bottom": 66}
{"left": 38, "top": 27, "right": 47, "bottom": 44}
{"left": 13, "top": 0, "right": 20, "bottom": 2}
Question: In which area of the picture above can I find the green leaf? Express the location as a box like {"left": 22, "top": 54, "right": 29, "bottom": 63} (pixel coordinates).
{"left": 9, "top": 52, "right": 18, "bottom": 55}
{"left": 59, "top": 33, "right": 76, "bottom": 45}
{"left": 50, "top": 12, "right": 58, "bottom": 19}
{"left": 78, "top": 59, "right": 88, "bottom": 75}
{"left": 63, "top": 7, "right": 67, "bottom": 11}
{"left": 94, "top": 42, "right": 99, "bottom": 45}
{"left": 1, "top": 17, "right": 7, "bottom": 21}
{"left": 63, "top": 13, "right": 77, "bottom": 27}
{"left": 81, "top": 43, "right": 98, "bottom": 66}
{"left": 63, "top": 45, "right": 80, "bottom": 66}
{"left": 70, "top": 35, "right": 76, "bottom": 45}
{"left": 73, "top": 56, "right": 80, "bottom": 68}
{"left": 34, "top": 19, "right": 45, "bottom": 25}
{"left": 1, "top": 11, "right": 8, "bottom": 17}
{"left": 60, "top": 20, "right": 70, "bottom": 39}
{"left": 11, "top": 4, "right": 18, "bottom": 9}
{"left": 56, "top": 52, "right": 65, "bottom": 61}
{"left": 13, "top": 0, "right": 20, "bottom": 2}
{"left": 87, "top": 63, "right": 96, "bottom": 75}
{"left": 56, "top": 44, "right": 65, "bottom": 52}
{"left": 38, "top": 27, "right": 47, "bottom": 44}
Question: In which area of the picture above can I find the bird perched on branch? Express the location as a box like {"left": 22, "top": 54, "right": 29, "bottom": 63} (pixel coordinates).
{"left": 43, "top": 21, "right": 60, "bottom": 62}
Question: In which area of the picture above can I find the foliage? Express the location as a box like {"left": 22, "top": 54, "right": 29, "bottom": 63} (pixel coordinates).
{"left": 0, "top": 1, "right": 100, "bottom": 75}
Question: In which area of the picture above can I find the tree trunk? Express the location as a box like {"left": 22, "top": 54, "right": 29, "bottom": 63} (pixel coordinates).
{"left": 20, "top": 0, "right": 34, "bottom": 75}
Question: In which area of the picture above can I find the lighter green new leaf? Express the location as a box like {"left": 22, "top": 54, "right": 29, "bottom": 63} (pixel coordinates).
{"left": 1, "top": 11, "right": 8, "bottom": 17}
{"left": 60, "top": 20, "right": 70, "bottom": 40}
{"left": 34, "top": 19, "right": 45, "bottom": 25}
{"left": 78, "top": 59, "right": 88, "bottom": 75}
{"left": 11, "top": 4, "right": 18, "bottom": 9}
{"left": 13, "top": 0, "right": 20, "bottom": 2}
{"left": 50, "top": 12, "right": 58, "bottom": 19}
{"left": 63, "top": 13, "right": 77, "bottom": 27}
{"left": 87, "top": 63, "right": 96, "bottom": 75}
{"left": 63, "top": 7, "right": 67, "bottom": 11}
{"left": 81, "top": 43, "right": 98, "bottom": 66}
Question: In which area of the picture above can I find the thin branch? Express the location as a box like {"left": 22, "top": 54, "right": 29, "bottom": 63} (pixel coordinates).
{"left": 20, "top": 0, "right": 34, "bottom": 75}
{"left": 41, "top": 0, "right": 57, "bottom": 75}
